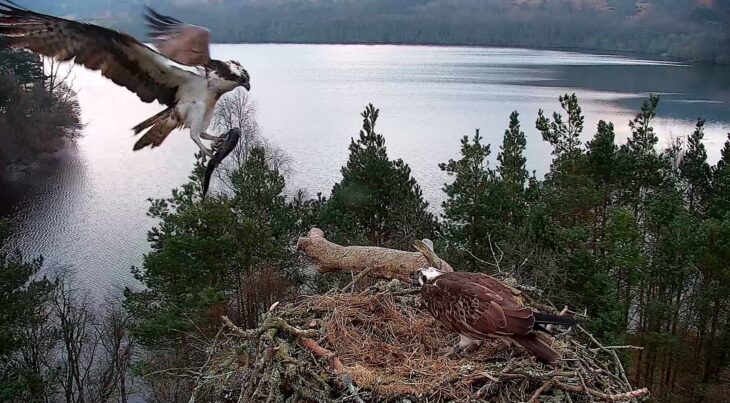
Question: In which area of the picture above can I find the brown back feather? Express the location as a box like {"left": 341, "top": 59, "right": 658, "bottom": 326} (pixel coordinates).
{"left": 422, "top": 272, "right": 536, "bottom": 339}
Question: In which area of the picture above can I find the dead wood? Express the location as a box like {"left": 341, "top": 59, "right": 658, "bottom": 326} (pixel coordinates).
{"left": 192, "top": 281, "right": 649, "bottom": 402}
{"left": 190, "top": 233, "right": 649, "bottom": 402}
{"left": 296, "top": 228, "right": 453, "bottom": 282}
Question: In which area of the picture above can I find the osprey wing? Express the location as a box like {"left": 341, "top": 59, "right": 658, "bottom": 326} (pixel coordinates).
{"left": 0, "top": 2, "right": 195, "bottom": 106}
{"left": 424, "top": 273, "right": 536, "bottom": 338}
{"left": 145, "top": 7, "right": 211, "bottom": 67}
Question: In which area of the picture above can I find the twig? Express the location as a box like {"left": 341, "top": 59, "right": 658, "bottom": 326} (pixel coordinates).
{"left": 554, "top": 381, "right": 650, "bottom": 401}
{"left": 462, "top": 247, "right": 497, "bottom": 268}
{"left": 577, "top": 325, "right": 632, "bottom": 387}
{"left": 487, "top": 234, "right": 505, "bottom": 273}
{"left": 222, "top": 315, "right": 318, "bottom": 339}
{"left": 299, "top": 337, "right": 346, "bottom": 374}
{"left": 590, "top": 345, "right": 644, "bottom": 353}
{"left": 577, "top": 370, "right": 594, "bottom": 403}
{"left": 528, "top": 380, "right": 554, "bottom": 403}
{"left": 341, "top": 267, "right": 374, "bottom": 293}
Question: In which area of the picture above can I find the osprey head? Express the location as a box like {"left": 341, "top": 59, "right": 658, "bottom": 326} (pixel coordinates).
{"left": 416, "top": 266, "right": 446, "bottom": 286}
{"left": 208, "top": 60, "right": 251, "bottom": 91}
{"left": 226, "top": 60, "right": 250, "bottom": 90}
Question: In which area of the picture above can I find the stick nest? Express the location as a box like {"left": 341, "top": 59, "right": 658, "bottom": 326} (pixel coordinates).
{"left": 192, "top": 280, "right": 649, "bottom": 402}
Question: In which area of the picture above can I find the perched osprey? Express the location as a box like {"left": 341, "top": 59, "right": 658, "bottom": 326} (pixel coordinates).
{"left": 0, "top": 2, "right": 250, "bottom": 157}
{"left": 417, "top": 267, "right": 575, "bottom": 364}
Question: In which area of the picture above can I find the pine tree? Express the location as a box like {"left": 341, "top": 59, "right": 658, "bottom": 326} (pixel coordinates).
{"left": 536, "top": 93, "right": 584, "bottom": 161}
{"left": 710, "top": 134, "right": 730, "bottom": 218}
{"left": 497, "top": 111, "right": 528, "bottom": 226}
{"left": 321, "top": 104, "right": 436, "bottom": 249}
{"left": 679, "top": 118, "right": 712, "bottom": 215}
{"left": 231, "top": 147, "right": 294, "bottom": 253}
{"left": 127, "top": 151, "right": 302, "bottom": 344}
{"left": 586, "top": 120, "right": 618, "bottom": 186}
{"left": 617, "top": 95, "right": 664, "bottom": 210}
{"left": 625, "top": 95, "right": 660, "bottom": 155}
{"left": 440, "top": 129, "right": 503, "bottom": 270}
{"left": 718, "top": 134, "right": 730, "bottom": 172}
{"left": 0, "top": 221, "right": 55, "bottom": 401}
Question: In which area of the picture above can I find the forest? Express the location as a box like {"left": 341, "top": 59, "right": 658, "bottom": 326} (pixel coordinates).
{"left": 0, "top": 40, "right": 82, "bottom": 173}
{"left": 30, "top": 0, "right": 730, "bottom": 64}
{"left": 1, "top": 85, "right": 729, "bottom": 401}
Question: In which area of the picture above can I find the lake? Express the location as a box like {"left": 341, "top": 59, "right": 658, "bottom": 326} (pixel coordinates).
{"left": 1, "top": 44, "right": 729, "bottom": 294}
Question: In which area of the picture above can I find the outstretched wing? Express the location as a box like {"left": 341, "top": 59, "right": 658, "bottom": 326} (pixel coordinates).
{"left": 145, "top": 7, "right": 210, "bottom": 67}
{"left": 0, "top": 2, "right": 195, "bottom": 106}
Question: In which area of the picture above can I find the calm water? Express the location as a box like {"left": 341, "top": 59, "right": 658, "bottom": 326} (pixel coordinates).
{"left": 1, "top": 44, "right": 729, "bottom": 293}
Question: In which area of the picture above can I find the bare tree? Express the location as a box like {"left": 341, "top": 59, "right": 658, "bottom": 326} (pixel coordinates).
{"left": 15, "top": 276, "right": 57, "bottom": 403}
{"left": 89, "top": 298, "right": 136, "bottom": 403}
{"left": 43, "top": 56, "right": 75, "bottom": 101}
{"left": 212, "top": 89, "right": 291, "bottom": 191}
{"left": 51, "top": 271, "right": 100, "bottom": 403}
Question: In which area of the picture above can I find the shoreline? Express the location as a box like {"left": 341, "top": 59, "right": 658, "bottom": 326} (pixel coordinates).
{"left": 210, "top": 41, "right": 724, "bottom": 67}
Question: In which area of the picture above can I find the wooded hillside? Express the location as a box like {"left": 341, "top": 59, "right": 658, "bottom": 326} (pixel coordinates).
{"left": 30, "top": 0, "right": 730, "bottom": 64}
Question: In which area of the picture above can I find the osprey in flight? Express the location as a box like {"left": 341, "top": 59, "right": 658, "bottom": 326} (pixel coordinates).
{"left": 0, "top": 2, "right": 250, "bottom": 157}
{"left": 417, "top": 267, "right": 575, "bottom": 364}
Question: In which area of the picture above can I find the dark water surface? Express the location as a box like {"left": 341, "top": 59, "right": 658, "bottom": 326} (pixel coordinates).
{"left": 1, "top": 44, "right": 728, "bottom": 293}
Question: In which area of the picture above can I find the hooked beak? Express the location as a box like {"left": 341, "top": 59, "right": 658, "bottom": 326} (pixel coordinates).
{"left": 241, "top": 82, "right": 251, "bottom": 91}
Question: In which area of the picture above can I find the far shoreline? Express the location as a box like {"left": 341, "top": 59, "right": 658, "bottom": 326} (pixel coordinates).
{"left": 208, "top": 40, "right": 723, "bottom": 67}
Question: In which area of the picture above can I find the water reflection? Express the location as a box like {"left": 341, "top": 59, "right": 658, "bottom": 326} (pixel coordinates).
{"left": 524, "top": 62, "right": 730, "bottom": 122}
{"left": 0, "top": 44, "right": 728, "bottom": 294}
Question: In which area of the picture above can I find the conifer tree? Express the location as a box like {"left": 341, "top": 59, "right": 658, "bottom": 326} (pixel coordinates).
{"left": 617, "top": 95, "right": 664, "bottom": 210}
{"left": 536, "top": 93, "right": 584, "bottom": 161}
{"left": 625, "top": 95, "right": 660, "bottom": 156}
{"left": 321, "top": 104, "right": 436, "bottom": 249}
{"left": 679, "top": 118, "right": 712, "bottom": 216}
{"left": 440, "top": 129, "right": 502, "bottom": 269}
{"left": 586, "top": 120, "right": 618, "bottom": 186}
{"left": 710, "top": 134, "right": 730, "bottom": 218}
{"left": 497, "top": 111, "right": 528, "bottom": 226}
{"left": 0, "top": 221, "right": 54, "bottom": 401}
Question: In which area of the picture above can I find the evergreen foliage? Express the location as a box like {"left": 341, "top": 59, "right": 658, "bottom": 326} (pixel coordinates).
{"left": 439, "top": 129, "right": 502, "bottom": 269}
{"left": 126, "top": 149, "right": 308, "bottom": 347}
{"left": 0, "top": 39, "right": 81, "bottom": 170}
{"left": 320, "top": 104, "right": 436, "bottom": 249}
{"left": 60, "top": 0, "right": 730, "bottom": 64}
{"left": 439, "top": 94, "right": 730, "bottom": 400}
{"left": 679, "top": 118, "right": 712, "bottom": 215}
{"left": 0, "top": 220, "right": 54, "bottom": 402}
{"left": 3, "top": 88, "right": 727, "bottom": 401}
{"left": 497, "top": 112, "right": 528, "bottom": 227}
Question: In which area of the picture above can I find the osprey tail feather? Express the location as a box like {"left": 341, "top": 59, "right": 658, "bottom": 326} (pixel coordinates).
{"left": 533, "top": 312, "right": 577, "bottom": 327}
{"left": 133, "top": 107, "right": 181, "bottom": 150}
{"left": 511, "top": 334, "right": 561, "bottom": 364}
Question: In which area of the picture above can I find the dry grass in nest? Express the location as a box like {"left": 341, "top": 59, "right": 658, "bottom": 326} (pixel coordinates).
{"left": 304, "top": 291, "right": 522, "bottom": 400}
{"left": 200, "top": 283, "right": 649, "bottom": 402}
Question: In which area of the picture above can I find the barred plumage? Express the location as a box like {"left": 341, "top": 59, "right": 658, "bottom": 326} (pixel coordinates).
{"left": 418, "top": 269, "right": 576, "bottom": 364}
